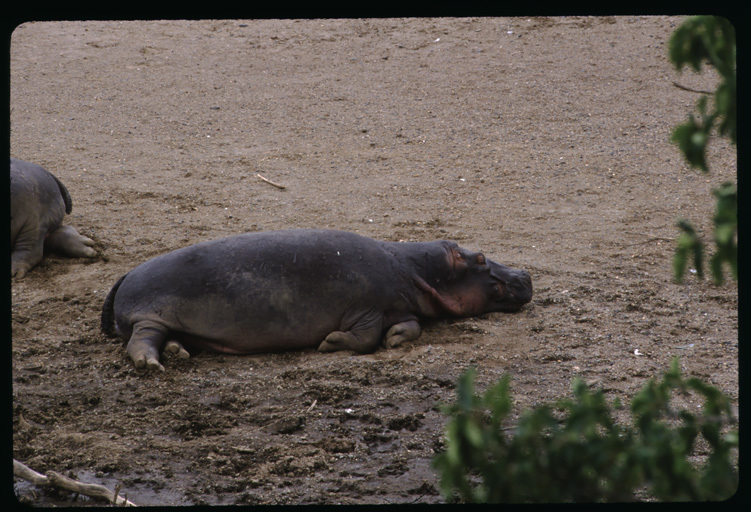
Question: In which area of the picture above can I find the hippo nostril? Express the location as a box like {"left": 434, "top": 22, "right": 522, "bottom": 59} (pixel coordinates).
{"left": 511, "top": 272, "right": 533, "bottom": 305}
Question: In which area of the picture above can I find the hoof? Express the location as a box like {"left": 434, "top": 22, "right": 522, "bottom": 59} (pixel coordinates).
{"left": 165, "top": 340, "right": 190, "bottom": 359}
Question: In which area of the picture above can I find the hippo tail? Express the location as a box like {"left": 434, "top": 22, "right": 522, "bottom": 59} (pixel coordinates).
{"left": 101, "top": 273, "right": 127, "bottom": 337}
{"left": 51, "top": 173, "right": 73, "bottom": 214}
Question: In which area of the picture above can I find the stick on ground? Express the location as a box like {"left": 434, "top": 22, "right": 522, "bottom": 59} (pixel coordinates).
{"left": 256, "top": 173, "right": 286, "bottom": 189}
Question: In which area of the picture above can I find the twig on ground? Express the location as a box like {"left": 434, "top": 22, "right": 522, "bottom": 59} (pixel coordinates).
{"left": 256, "top": 173, "right": 286, "bottom": 189}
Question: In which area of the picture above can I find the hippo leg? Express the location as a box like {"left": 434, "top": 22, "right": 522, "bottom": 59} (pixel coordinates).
{"left": 11, "top": 224, "right": 44, "bottom": 279}
{"left": 384, "top": 320, "right": 421, "bottom": 348}
{"left": 126, "top": 321, "right": 169, "bottom": 371}
{"left": 11, "top": 244, "right": 44, "bottom": 279}
{"left": 317, "top": 308, "right": 383, "bottom": 353}
{"left": 165, "top": 340, "right": 191, "bottom": 359}
{"left": 44, "top": 225, "right": 97, "bottom": 258}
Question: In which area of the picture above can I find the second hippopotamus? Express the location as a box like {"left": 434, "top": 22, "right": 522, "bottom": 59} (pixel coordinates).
{"left": 102, "top": 229, "right": 532, "bottom": 370}
{"left": 11, "top": 158, "right": 97, "bottom": 278}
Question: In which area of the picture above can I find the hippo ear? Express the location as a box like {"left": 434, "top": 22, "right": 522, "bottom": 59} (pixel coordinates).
{"left": 450, "top": 248, "right": 469, "bottom": 272}
{"left": 451, "top": 249, "right": 487, "bottom": 271}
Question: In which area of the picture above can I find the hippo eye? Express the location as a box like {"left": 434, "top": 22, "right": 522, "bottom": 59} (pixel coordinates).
{"left": 476, "top": 254, "right": 486, "bottom": 265}
{"left": 490, "top": 281, "right": 505, "bottom": 296}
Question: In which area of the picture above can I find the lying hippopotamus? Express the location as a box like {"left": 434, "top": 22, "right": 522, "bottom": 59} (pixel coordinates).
{"left": 11, "top": 158, "right": 97, "bottom": 278}
{"left": 102, "top": 229, "right": 532, "bottom": 370}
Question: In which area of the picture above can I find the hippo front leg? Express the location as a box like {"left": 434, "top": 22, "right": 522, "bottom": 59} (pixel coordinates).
{"left": 384, "top": 320, "right": 421, "bottom": 348}
{"left": 126, "top": 320, "right": 169, "bottom": 371}
{"left": 11, "top": 244, "right": 44, "bottom": 279}
{"left": 11, "top": 224, "right": 44, "bottom": 279}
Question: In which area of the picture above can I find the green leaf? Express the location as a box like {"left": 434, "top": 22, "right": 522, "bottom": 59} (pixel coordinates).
{"left": 670, "top": 121, "right": 709, "bottom": 172}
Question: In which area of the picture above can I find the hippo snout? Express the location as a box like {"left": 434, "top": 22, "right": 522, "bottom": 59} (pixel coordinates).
{"left": 514, "top": 270, "right": 533, "bottom": 303}
{"left": 505, "top": 269, "right": 533, "bottom": 310}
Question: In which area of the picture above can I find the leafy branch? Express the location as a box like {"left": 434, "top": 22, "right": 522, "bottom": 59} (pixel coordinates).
{"left": 669, "top": 16, "right": 736, "bottom": 284}
{"left": 433, "top": 361, "right": 738, "bottom": 503}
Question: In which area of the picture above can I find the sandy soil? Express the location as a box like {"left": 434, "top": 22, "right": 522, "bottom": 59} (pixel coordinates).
{"left": 10, "top": 16, "right": 737, "bottom": 505}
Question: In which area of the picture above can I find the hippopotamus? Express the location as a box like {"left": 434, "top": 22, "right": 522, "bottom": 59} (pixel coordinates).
{"left": 101, "top": 229, "right": 532, "bottom": 370}
{"left": 11, "top": 158, "right": 97, "bottom": 278}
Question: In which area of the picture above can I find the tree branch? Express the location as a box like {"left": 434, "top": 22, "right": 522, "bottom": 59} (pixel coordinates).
{"left": 672, "top": 81, "right": 713, "bottom": 95}
{"left": 13, "top": 459, "right": 137, "bottom": 506}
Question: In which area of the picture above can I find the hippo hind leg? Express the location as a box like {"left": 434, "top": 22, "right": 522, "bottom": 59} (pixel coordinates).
{"left": 319, "top": 330, "right": 379, "bottom": 353}
{"left": 126, "top": 321, "right": 170, "bottom": 371}
{"left": 384, "top": 320, "right": 421, "bottom": 348}
{"left": 44, "top": 225, "right": 97, "bottom": 258}
{"left": 318, "top": 308, "right": 383, "bottom": 354}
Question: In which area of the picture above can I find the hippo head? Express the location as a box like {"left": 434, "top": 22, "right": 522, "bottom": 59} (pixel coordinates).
{"left": 413, "top": 242, "right": 533, "bottom": 317}
{"left": 483, "top": 258, "right": 534, "bottom": 312}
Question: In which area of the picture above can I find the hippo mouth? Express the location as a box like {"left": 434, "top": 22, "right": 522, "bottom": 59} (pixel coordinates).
{"left": 494, "top": 269, "right": 533, "bottom": 311}
{"left": 513, "top": 271, "right": 533, "bottom": 302}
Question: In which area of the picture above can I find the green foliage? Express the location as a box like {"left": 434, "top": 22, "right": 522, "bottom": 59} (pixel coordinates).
{"left": 668, "top": 16, "right": 737, "bottom": 284}
{"left": 669, "top": 16, "right": 736, "bottom": 147}
{"left": 674, "top": 218, "right": 705, "bottom": 280}
{"left": 433, "top": 362, "right": 738, "bottom": 503}
{"left": 709, "top": 182, "right": 738, "bottom": 284}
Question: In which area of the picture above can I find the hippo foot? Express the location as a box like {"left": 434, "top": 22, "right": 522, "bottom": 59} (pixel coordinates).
{"left": 128, "top": 340, "right": 189, "bottom": 371}
{"left": 165, "top": 340, "right": 191, "bottom": 359}
{"left": 318, "top": 329, "right": 380, "bottom": 354}
{"left": 384, "top": 320, "right": 421, "bottom": 348}
{"left": 11, "top": 263, "right": 32, "bottom": 280}
{"left": 317, "top": 333, "right": 348, "bottom": 353}
{"left": 45, "top": 225, "right": 97, "bottom": 259}
{"left": 11, "top": 247, "right": 44, "bottom": 279}
{"left": 131, "top": 351, "right": 165, "bottom": 372}
{"left": 126, "top": 321, "right": 169, "bottom": 371}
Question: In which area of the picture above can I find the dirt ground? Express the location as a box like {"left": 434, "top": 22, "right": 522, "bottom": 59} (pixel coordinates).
{"left": 9, "top": 16, "right": 738, "bottom": 505}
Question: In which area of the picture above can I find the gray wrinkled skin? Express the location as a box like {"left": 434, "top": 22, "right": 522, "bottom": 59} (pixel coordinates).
{"left": 10, "top": 158, "right": 97, "bottom": 278}
{"left": 102, "top": 229, "right": 532, "bottom": 371}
